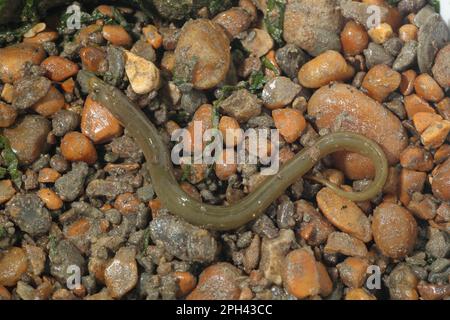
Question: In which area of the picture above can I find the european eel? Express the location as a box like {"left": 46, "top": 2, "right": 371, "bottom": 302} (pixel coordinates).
{"left": 78, "top": 71, "right": 388, "bottom": 231}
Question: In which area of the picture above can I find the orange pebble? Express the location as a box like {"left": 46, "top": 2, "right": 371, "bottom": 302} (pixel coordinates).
{"left": 414, "top": 73, "right": 445, "bottom": 103}
{"left": 80, "top": 46, "right": 107, "bottom": 73}
{"left": 399, "top": 70, "right": 417, "bottom": 96}
{"left": 215, "top": 149, "right": 237, "bottom": 181}
{"left": 114, "top": 192, "right": 140, "bottom": 215}
{"left": 272, "top": 108, "right": 306, "bottom": 143}
{"left": 404, "top": 94, "right": 435, "bottom": 119}
{"left": 398, "top": 24, "right": 418, "bottom": 42}
{"left": 66, "top": 218, "right": 91, "bottom": 237}
{"left": 174, "top": 271, "right": 197, "bottom": 297}
{"left": 219, "top": 116, "right": 243, "bottom": 147}
{"left": 341, "top": 21, "right": 369, "bottom": 55}
{"left": 37, "top": 188, "right": 63, "bottom": 210}
{"left": 102, "top": 25, "right": 132, "bottom": 47}
{"left": 362, "top": 64, "right": 401, "bottom": 102}
{"left": 412, "top": 112, "right": 443, "bottom": 133}
{"left": 61, "top": 131, "right": 98, "bottom": 164}
{"left": 81, "top": 95, "right": 123, "bottom": 144}
{"left": 38, "top": 168, "right": 61, "bottom": 183}
{"left": 142, "top": 25, "right": 163, "bottom": 49}
{"left": 61, "top": 78, "right": 75, "bottom": 94}
{"left": 32, "top": 86, "right": 65, "bottom": 117}
{"left": 41, "top": 56, "right": 79, "bottom": 82}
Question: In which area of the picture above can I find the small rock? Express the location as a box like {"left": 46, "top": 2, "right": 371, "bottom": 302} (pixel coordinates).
{"left": 275, "top": 44, "right": 308, "bottom": 79}
{"left": 6, "top": 193, "right": 51, "bottom": 236}
{"left": 425, "top": 228, "right": 449, "bottom": 259}
{"left": 23, "top": 244, "right": 46, "bottom": 276}
{"left": 340, "top": 0, "right": 389, "bottom": 29}
{"left": 149, "top": 214, "right": 218, "bottom": 263}
{"left": 383, "top": 37, "right": 404, "bottom": 57}
{"left": 282, "top": 248, "right": 321, "bottom": 299}
{"left": 398, "top": 0, "right": 427, "bottom": 15}
{"left": 387, "top": 263, "right": 419, "bottom": 300}
{"left": 49, "top": 239, "right": 86, "bottom": 283}
{"left": 432, "top": 44, "right": 450, "bottom": 89}
{"left": 298, "top": 50, "right": 354, "bottom": 89}
{"left": 324, "top": 232, "right": 368, "bottom": 257}
{"left": 241, "top": 28, "right": 273, "bottom": 57}
{"left": 272, "top": 108, "right": 306, "bottom": 143}
{"left": 61, "top": 131, "right": 98, "bottom": 164}
{"left": 12, "top": 75, "right": 51, "bottom": 110}
{"left": 417, "top": 14, "right": 449, "bottom": 73}
{"left": 0, "top": 247, "right": 28, "bottom": 286}
{"left": 81, "top": 95, "right": 122, "bottom": 143}
{"left": 102, "top": 25, "right": 132, "bottom": 47}
{"left": 259, "top": 229, "right": 295, "bottom": 285}
{"left": 337, "top": 257, "right": 369, "bottom": 288}
{"left": 219, "top": 89, "right": 261, "bottom": 123}
{"left": 32, "top": 86, "right": 65, "bottom": 117}
{"left": 393, "top": 40, "right": 418, "bottom": 72}
{"left": 124, "top": 50, "right": 160, "bottom": 94}
{"left": 363, "top": 43, "right": 394, "bottom": 69}
{"left": 362, "top": 64, "right": 401, "bottom": 102}
{"left": 55, "top": 162, "right": 89, "bottom": 202}
{"left": 213, "top": 7, "right": 252, "bottom": 39}
{"left": 243, "top": 234, "right": 260, "bottom": 274}
{"left": 298, "top": 200, "right": 335, "bottom": 246}
{"left": 0, "top": 43, "right": 46, "bottom": 83}
{"left": 86, "top": 179, "right": 133, "bottom": 198}
{"left": 52, "top": 110, "right": 80, "bottom": 137}
{"left": 0, "top": 180, "right": 16, "bottom": 204}
{"left": 3, "top": 115, "right": 51, "bottom": 165}
{"left": 41, "top": 56, "right": 79, "bottom": 82}
{"left": 104, "top": 247, "right": 138, "bottom": 299}
{"left": 372, "top": 202, "right": 418, "bottom": 259}
{"left": 262, "top": 76, "right": 301, "bottom": 109}
{"left": 317, "top": 187, "right": 372, "bottom": 242}
{"left": 283, "top": 0, "right": 343, "bottom": 56}
{"left": 187, "top": 263, "right": 241, "bottom": 300}
{"left": 0, "top": 102, "right": 17, "bottom": 128}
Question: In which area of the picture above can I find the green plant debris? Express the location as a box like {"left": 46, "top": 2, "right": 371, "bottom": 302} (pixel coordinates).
{"left": 0, "top": 135, "right": 22, "bottom": 188}
{"left": 264, "top": 0, "right": 286, "bottom": 46}
{"left": 181, "top": 163, "right": 192, "bottom": 182}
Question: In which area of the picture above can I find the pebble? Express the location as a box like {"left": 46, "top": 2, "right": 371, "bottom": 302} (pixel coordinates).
{"left": 32, "top": 86, "right": 65, "bottom": 117}
{"left": 0, "top": 43, "right": 46, "bottom": 83}
{"left": 425, "top": 228, "right": 449, "bottom": 258}
{"left": 86, "top": 179, "right": 133, "bottom": 198}
{"left": 337, "top": 257, "right": 369, "bottom": 288}
{"left": 431, "top": 158, "right": 450, "bottom": 201}
{"left": 0, "top": 102, "right": 17, "bottom": 128}
{"left": 0, "top": 247, "right": 28, "bottom": 287}
{"left": 52, "top": 110, "right": 80, "bottom": 137}
{"left": 213, "top": 7, "right": 251, "bottom": 39}
{"left": 174, "top": 19, "right": 230, "bottom": 90}
{"left": 114, "top": 192, "right": 141, "bottom": 215}
{"left": 398, "top": 0, "right": 427, "bottom": 15}
{"left": 414, "top": 73, "right": 444, "bottom": 102}
{"left": 417, "top": 13, "right": 448, "bottom": 73}
{"left": 259, "top": 229, "right": 295, "bottom": 285}
{"left": 102, "top": 25, "right": 132, "bottom": 47}
{"left": 55, "top": 162, "right": 89, "bottom": 202}
{"left": 298, "top": 200, "right": 335, "bottom": 246}
{"left": 174, "top": 271, "right": 197, "bottom": 297}
{"left": 81, "top": 95, "right": 122, "bottom": 143}
{"left": 104, "top": 247, "right": 138, "bottom": 299}
{"left": 317, "top": 187, "right": 372, "bottom": 242}
{"left": 307, "top": 83, "right": 408, "bottom": 179}
{"left": 399, "top": 24, "right": 418, "bottom": 42}
{"left": 124, "top": 50, "right": 160, "bottom": 95}
{"left": 0, "top": 180, "right": 16, "bottom": 204}
{"left": 387, "top": 263, "right": 418, "bottom": 300}
{"left": 12, "top": 75, "right": 51, "bottom": 110}
{"left": 383, "top": 37, "right": 404, "bottom": 57}
{"left": 219, "top": 116, "right": 243, "bottom": 148}
{"left": 392, "top": 40, "right": 418, "bottom": 72}
{"left": 368, "top": 23, "right": 393, "bottom": 44}
{"left": 432, "top": 44, "right": 450, "bottom": 89}
{"left": 298, "top": 50, "right": 354, "bottom": 89}
{"left": 23, "top": 244, "right": 46, "bottom": 276}
{"left": 417, "top": 281, "right": 450, "bottom": 300}
{"left": 420, "top": 120, "right": 450, "bottom": 149}
{"left": 241, "top": 28, "right": 274, "bottom": 58}
{"left": 61, "top": 132, "right": 98, "bottom": 164}
{"left": 340, "top": 21, "right": 369, "bottom": 56}
{"left": 399, "top": 69, "right": 417, "bottom": 95}
{"left": 187, "top": 263, "right": 241, "bottom": 300}
{"left": 404, "top": 94, "right": 435, "bottom": 118}
{"left": 5, "top": 193, "right": 51, "bottom": 236}
{"left": 363, "top": 43, "right": 394, "bottom": 69}
{"left": 362, "top": 64, "right": 401, "bottom": 102}
{"left": 275, "top": 44, "right": 308, "bottom": 79}
{"left": 283, "top": 0, "right": 343, "bottom": 56}
{"left": 399, "top": 168, "right": 426, "bottom": 206}
{"left": 399, "top": 146, "right": 433, "bottom": 172}
{"left": 215, "top": 149, "right": 238, "bottom": 181}
{"left": 49, "top": 239, "right": 86, "bottom": 283}
{"left": 219, "top": 89, "right": 261, "bottom": 123}
{"left": 37, "top": 188, "right": 63, "bottom": 210}
{"left": 372, "top": 202, "right": 418, "bottom": 259}
{"left": 324, "top": 232, "right": 368, "bottom": 257}
{"left": 149, "top": 214, "right": 218, "bottom": 263}
{"left": 262, "top": 76, "right": 301, "bottom": 109}
{"left": 272, "top": 108, "right": 306, "bottom": 143}
{"left": 340, "top": 0, "right": 389, "bottom": 29}
{"left": 345, "top": 288, "right": 376, "bottom": 300}
{"left": 80, "top": 46, "right": 107, "bottom": 73}
{"left": 4, "top": 115, "right": 51, "bottom": 165}
{"left": 282, "top": 248, "right": 321, "bottom": 299}
{"left": 41, "top": 56, "right": 79, "bottom": 82}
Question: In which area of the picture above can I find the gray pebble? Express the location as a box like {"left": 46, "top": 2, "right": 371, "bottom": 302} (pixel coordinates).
{"left": 393, "top": 40, "right": 418, "bottom": 72}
